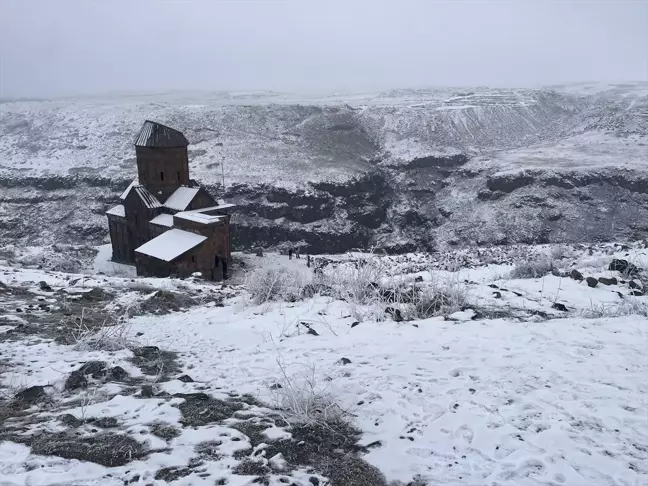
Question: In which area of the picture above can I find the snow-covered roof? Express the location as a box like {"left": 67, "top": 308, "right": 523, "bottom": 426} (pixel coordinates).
{"left": 135, "top": 229, "right": 206, "bottom": 262}
{"left": 193, "top": 203, "right": 236, "bottom": 212}
{"left": 119, "top": 180, "right": 137, "bottom": 200}
{"left": 106, "top": 205, "right": 125, "bottom": 217}
{"left": 149, "top": 213, "right": 174, "bottom": 227}
{"left": 164, "top": 186, "right": 200, "bottom": 211}
{"left": 134, "top": 186, "right": 162, "bottom": 209}
{"left": 135, "top": 120, "right": 189, "bottom": 148}
{"left": 175, "top": 211, "right": 226, "bottom": 224}
{"left": 120, "top": 181, "right": 162, "bottom": 209}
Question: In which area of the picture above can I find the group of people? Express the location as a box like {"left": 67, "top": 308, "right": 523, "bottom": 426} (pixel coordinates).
{"left": 288, "top": 248, "right": 311, "bottom": 268}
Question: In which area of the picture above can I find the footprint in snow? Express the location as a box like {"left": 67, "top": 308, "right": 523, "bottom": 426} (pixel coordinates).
{"left": 455, "top": 425, "right": 474, "bottom": 445}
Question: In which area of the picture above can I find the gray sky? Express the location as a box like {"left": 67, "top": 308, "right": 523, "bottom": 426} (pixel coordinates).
{"left": 1, "top": 0, "right": 647, "bottom": 98}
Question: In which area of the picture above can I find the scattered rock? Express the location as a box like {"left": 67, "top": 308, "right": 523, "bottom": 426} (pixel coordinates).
{"left": 609, "top": 259, "right": 639, "bottom": 275}
{"left": 570, "top": 269, "right": 584, "bottom": 281}
{"left": 269, "top": 383, "right": 283, "bottom": 390}
{"left": 79, "top": 360, "right": 107, "bottom": 378}
{"left": 13, "top": 385, "right": 47, "bottom": 405}
{"left": 493, "top": 291, "right": 502, "bottom": 299}
{"left": 598, "top": 277, "right": 618, "bottom": 286}
{"left": 586, "top": 277, "right": 599, "bottom": 288}
{"left": 339, "top": 358, "right": 352, "bottom": 365}
{"left": 81, "top": 287, "right": 107, "bottom": 301}
{"left": 630, "top": 290, "right": 644, "bottom": 297}
{"left": 350, "top": 321, "right": 360, "bottom": 328}
{"left": 65, "top": 370, "right": 88, "bottom": 391}
{"left": 140, "top": 385, "right": 155, "bottom": 398}
{"left": 107, "top": 366, "right": 129, "bottom": 382}
{"left": 551, "top": 303, "right": 568, "bottom": 312}
{"left": 414, "top": 276, "right": 423, "bottom": 283}
{"left": 178, "top": 374, "right": 194, "bottom": 383}
{"left": 629, "top": 280, "right": 642, "bottom": 290}
{"left": 39, "top": 281, "right": 52, "bottom": 291}
{"left": 59, "top": 414, "right": 83, "bottom": 428}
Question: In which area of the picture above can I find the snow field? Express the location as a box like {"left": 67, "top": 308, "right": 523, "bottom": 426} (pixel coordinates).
{"left": 0, "top": 243, "right": 647, "bottom": 485}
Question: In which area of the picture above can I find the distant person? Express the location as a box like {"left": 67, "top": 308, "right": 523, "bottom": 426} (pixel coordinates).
{"left": 296, "top": 249, "right": 300, "bottom": 259}
{"left": 288, "top": 248, "right": 293, "bottom": 260}
{"left": 307, "top": 255, "right": 311, "bottom": 268}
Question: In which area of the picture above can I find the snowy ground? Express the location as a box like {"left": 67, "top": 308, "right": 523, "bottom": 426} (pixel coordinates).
{"left": 1, "top": 242, "right": 647, "bottom": 485}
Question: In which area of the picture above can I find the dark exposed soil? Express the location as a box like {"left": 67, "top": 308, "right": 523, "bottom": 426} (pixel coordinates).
{"left": 25, "top": 432, "right": 147, "bottom": 467}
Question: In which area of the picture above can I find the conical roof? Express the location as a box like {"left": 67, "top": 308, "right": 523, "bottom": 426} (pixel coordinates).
{"left": 135, "top": 120, "right": 189, "bottom": 148}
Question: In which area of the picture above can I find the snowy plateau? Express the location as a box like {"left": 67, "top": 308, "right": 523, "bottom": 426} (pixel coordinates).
{"left": 0, "top": 82, "right": 647, "bottom": 486}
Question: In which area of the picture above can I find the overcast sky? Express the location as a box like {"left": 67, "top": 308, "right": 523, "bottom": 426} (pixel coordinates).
{"left": 1, "top": 0, "right": 647, "bottom": 98}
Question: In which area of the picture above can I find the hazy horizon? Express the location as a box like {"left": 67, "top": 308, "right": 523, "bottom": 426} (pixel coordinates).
{"left": 1, "top": 0, "right": 647, "bottom": 99}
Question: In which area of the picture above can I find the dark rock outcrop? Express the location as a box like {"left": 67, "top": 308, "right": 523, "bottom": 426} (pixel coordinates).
{"left": 586, "top": 277, "right": 599, "bottom": 288}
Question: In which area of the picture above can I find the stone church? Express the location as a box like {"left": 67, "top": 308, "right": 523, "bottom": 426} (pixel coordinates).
{"left": 106, "top": 121, "right": 233, "bottom": 280}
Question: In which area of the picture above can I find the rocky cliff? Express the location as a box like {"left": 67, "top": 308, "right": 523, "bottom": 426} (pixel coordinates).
{"left": 1, "top": 83, "right": 647, "bottom": 253}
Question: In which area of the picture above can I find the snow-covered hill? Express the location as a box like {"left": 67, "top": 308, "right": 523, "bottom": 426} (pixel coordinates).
{"left": 1, "top": 82, "right": 647, "bottom": 252}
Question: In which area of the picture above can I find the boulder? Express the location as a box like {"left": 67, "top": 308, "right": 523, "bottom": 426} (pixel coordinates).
{"left": 586, "top": 277, "right": 598, "bottom": 288}
{"left": 609, "top": 259, "right": 639, "bottom": 275}
{"left": 598, "top": 277, "right": 618, "bottom": 286}
{"left": 569, "top": 269, "right": 584, "bottom": 281}
{"left": 59, "top": 414, "right": 83, "bottom": 427}
{"left": 629, "top": 280, "right": 642, "bottom": 290}
{"left": 140, "top": 385, "right": 155, "bottom": 398}
{"left": 107, "top": 366, "right": 129, "bottom": 382}
{"left": 79, "top": 361, "right": 107, "bottom": 378}
{"left": 65, "top": 370, "right": 88, "bottom": 391}
{"left": 14, "top": 385, "right": 47, "bottom": 405}
{"left": 551, "top": 303, "right": 568, "bottom": 312}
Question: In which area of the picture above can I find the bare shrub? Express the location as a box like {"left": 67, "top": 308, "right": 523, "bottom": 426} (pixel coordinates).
{"left": 270, "top": 357, "right": 345, "bottom": 426}
{"left": 401, "top": 273, "right": 470, "bottom": 320}
{"left": 71, "top": 308, "right": 136, "bottom": 351}
{"left": 510, "top": 256, "right": 556, "bottom": 279}
{"left": 582, "top": 299, "right": 648, "bottom": 319}
{"left": 550, "top": 245, "right": 569, "bottom": 261}
{"left": 246, "top": 267, "right": 311, "bottom": 305}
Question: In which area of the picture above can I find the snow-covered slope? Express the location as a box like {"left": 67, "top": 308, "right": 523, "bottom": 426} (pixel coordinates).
{"left": 1, "top": 82, "right": 647, "bottom": 252}
{"left": 1, "top": 242, "right": 647, "bottom": 485}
